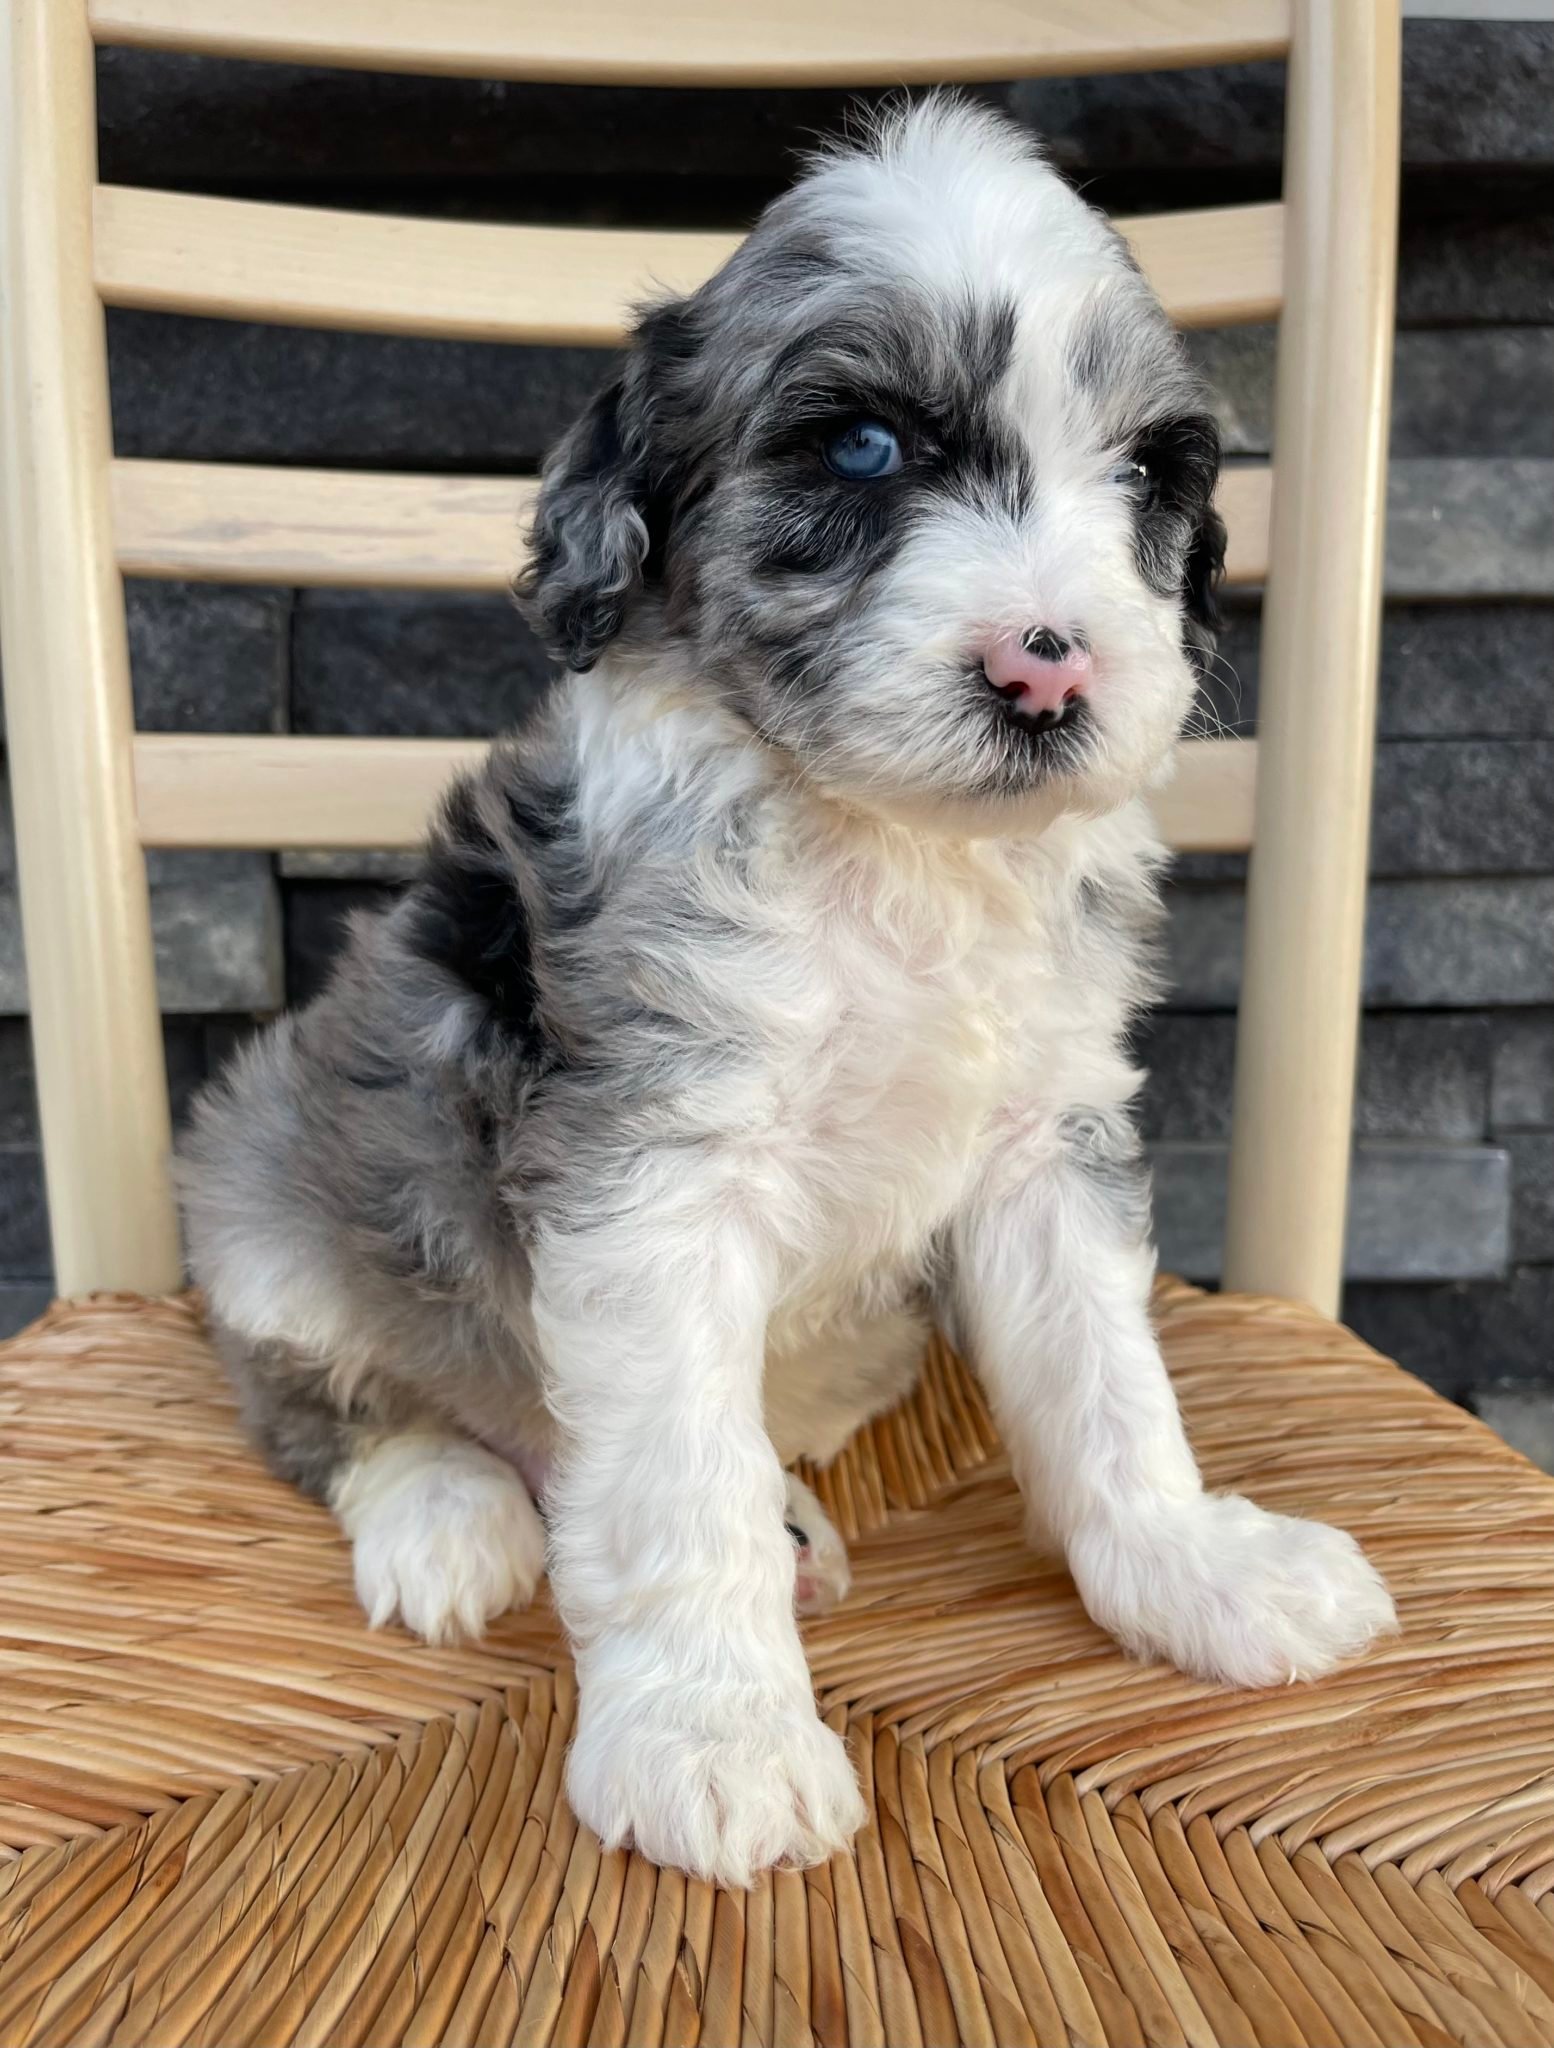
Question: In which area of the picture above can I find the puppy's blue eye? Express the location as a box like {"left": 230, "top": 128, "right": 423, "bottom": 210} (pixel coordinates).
{"left": 1110, "top": 456, "right": 1151, "bottom": 489}
{"left": 823, "top": 419, "right": 903, "bottom": 480}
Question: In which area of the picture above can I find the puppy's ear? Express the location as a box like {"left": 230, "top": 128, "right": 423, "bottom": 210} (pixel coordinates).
{"left": 516, "top": 375, "right": 651, "bottom": 673}
{"left": 517, "top": 298, "right": 701, "bottom": 674}
{"left": 1182, "top": 501, "right": 1227, "bottom": 645}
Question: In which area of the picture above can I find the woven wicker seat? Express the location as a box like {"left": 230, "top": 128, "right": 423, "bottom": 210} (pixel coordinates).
{"left": 3, "top": 1284, "right": 1553, "bottom": 2046}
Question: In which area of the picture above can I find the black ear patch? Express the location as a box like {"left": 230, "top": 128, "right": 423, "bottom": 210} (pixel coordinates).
{"left": 1183, "top": 501, "right": 1228, "bottom": 639}
{"left": 408, "top": 780, "right": 541, "bottom": 1041}
{"left": 515, "top": 378, "right": 651, "bottom": 673}
{"left": 1126, "top": 410, "right": 1226, "bottom": 665}
{"left": 516, "top": 297, "right": 703, "bottom": 675}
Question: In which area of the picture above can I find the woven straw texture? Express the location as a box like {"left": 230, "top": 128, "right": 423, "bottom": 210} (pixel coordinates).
{"left": 2, "top": 1286, "right": 1554, "bottom": 2046}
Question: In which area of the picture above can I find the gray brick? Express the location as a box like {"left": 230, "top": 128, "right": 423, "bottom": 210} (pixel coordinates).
{"left": 1184, "top": 327, "right": 1275, "bottom": 459}
{"left": 1371, "top": 741, "right": 1554, "bottom": 877}
{"left": 1196, "top": 603, "right": 1554, "bottom": 743}
{"left": 0, "top": 1018, "right": 220, "bottom": 1149}
{"left": 0, "top": 769, "right": 282, "bottom": 1018}
{"left": 1471, "top": 1387, "right": 1554, "bottom": 1474}
{"left": 1164, "top": 880, "right": 1554, "bottom": 1010}
{"left": 1151, "top": 1140, "right": 1510, "bottom": 1283}
{"left": 1398, "top": 22, "right": 1554, "bottom": 167}
{"left": 278, "top": 851, "right": 423, "bottom": 883}
{"left": 1133, "top": 1017, "right": 1238, "bottom": 1142}
{"left": 0, "top": 1282, "right": 53, "bottom": 1338}
{"left": 1, "top": 897, "right": 31, "bottom": 1009}
{"left": 1508, "top": 1133, "right": 1554, "bottom": 1264}
{"left": 1008, "top": 68, "right": 1288, "bottom": 178}
{"left": 1345, "top": 1143, "right": 1511, "bottom": 1282}
{"left": 1135, "top": 1011, "right": 1491, "bottom": 1143}
{"left": 109, "top": 311, "right": 617, "bottom": 471}
{"left": 1493, "top": 1012, "right": 1554, "bottom": 1129}
{"left": 1, "top": 867, "right": 279, "bottom": 1016}
{"left": 1345, "top": 1266, "right": 1554, "bottom": 1396}
{"left": 1377, "top": 607, "right": 1554, "bottom": 740}
{"left": 163, "top": 1022, "right": 223, "bottom": 1125}
{"left": 126, "top": 581, "right": 289, "bottom": 734}
{"left": 1398, "top": 205, "right": 1554, "bottom": 327}
{"left": 1205, "top": 468, "right": 1553, "bottom": 714}
{"left": 1387, "top": 328, "right": 1554, "bottom": 461}
{"left": 1355, "top": 1013, "right": 1493, "bottom": 1142}
{"left": 0, "top": 1023, "right": 36, "bottom": 1147}
{"left": 283, "top": 880, "right": 401, "bottom": 1007}
{"left": 143, "top": 854, "right": 284, "bottom": 1014}
{"left": 1028, "top": 25, "right": 1551, "bottom": 181}
{"left": 292, "top": 592, "right": 551, "bottom": 738}
{"left": 1365, "top": 879, "right": 1554, "bottom": 1008}
{"left": 1385, "top": 459, "right": 1554, "bottom": 599}
{"left": 0, "top": 1147, "right": 50, "bottom": 1277}
{"left": 1160, "top": 887, "right": 1244, "bottom": 1010}
{"left": 1189, "top": 327, "right": 1554, "bottom": 462}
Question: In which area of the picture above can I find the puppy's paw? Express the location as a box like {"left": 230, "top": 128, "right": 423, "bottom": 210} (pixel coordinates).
{"left": 784, "top": 1473, "right": 851, "bottom": 1615}
{"left": 567, "top": 1681, "right": 865, "bottom": 1887}
{"left": 1071, "top": 1492, "right": 1397, "bottom": 1689}
{"left": 333, "top": 1432, "right": 546, "bottom": 1644}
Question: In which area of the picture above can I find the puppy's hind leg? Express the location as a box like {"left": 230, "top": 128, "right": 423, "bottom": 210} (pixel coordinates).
{"left": 213, "top": 1323, "right": 546, "bottom": 1645}
{"left": 784, "top": 1472, "right": 850, "bottom": 1616}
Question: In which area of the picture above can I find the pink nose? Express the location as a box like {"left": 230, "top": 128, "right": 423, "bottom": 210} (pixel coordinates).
{"left": 983, "top": 628, "right": 1091, "bottom": 722}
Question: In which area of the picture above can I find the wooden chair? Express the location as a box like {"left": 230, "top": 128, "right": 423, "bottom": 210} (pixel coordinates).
{"left": 4, "top": 6, "right": 1553, "bottom": 2043}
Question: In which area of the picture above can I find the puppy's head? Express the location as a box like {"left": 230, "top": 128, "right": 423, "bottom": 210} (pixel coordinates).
{"left": 519, "top": 96, "right": 1224, "bottom": 832}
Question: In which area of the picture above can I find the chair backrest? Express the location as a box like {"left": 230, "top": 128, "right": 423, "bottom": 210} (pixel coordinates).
{"left": 0, "top": 0, "right": 1399, "bottom": 1316}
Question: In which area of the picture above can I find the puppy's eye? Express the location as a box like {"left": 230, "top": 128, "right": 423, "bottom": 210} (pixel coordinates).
{"left": 822, "top": 418, "right": 903, "bottom": 480}
{"left": 1110, "top": 455, "right": 1152, "bottom": 490}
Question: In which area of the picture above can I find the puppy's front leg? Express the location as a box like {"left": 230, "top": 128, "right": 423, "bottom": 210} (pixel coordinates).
{"left": 951, "top": 1109, "right": 1396, "bottom": 1688}
{"left": 533, "top": 1197, "right": 863, "bottom": 1887}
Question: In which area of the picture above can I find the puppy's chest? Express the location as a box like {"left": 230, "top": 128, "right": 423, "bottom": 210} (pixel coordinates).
{"left": 764, "top": 862, "right": 1057, "bottom": 1256}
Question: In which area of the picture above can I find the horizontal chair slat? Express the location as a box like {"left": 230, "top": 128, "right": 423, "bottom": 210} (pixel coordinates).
{"left": 112, "top": 463, "right": 539, "bottom": 588}
{"left": 88, "top": 0, "right": 1290, "bottom": 86}
{"left": 133, "top": 734, "right": 1258, "bottom": 853}
{"left": 112, "top": 460, "right": 1274, "bottom": 589}
{"left": 93, "top": 188, "right": 1285, "bottom": 341}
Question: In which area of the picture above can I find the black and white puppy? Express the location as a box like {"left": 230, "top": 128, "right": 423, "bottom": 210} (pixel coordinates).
{"left": 182, "top": 100, "right": 1395, "bottom": 1887}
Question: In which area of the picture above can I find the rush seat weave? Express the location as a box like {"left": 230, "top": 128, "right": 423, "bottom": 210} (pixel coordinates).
{"left": 2, "top": 1283, "right": 1553, "bottom": 2046}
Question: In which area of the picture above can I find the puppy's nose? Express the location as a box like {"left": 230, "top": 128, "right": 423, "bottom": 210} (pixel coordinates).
{"left": 983, "top": 628, "right": 1091, "bottom": 725}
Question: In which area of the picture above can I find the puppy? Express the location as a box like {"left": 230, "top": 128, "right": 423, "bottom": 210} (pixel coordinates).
{"left": 181, "top": 98, "right": 1396, "bottom": 1888}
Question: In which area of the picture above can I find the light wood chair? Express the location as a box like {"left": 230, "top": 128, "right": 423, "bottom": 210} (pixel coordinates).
{"left": 5, "top": 7, "right": 1553, "bottom": 2045}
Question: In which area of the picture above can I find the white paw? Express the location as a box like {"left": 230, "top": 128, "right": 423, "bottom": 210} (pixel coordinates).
{"left": 784, "top": 1473, "right": 851, "bottom": 1615}
{"left": 332, "top": 1431, "right": 546, "bottom": 1644}
{"left": 1071, "top": 1492, "right": 1397, "bottom": 1689}
{"left": 567, "top": 1679, "right": 866, "bottom": 1888}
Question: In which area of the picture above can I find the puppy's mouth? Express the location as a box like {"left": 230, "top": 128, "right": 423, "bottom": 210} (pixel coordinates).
{"left": 981, "top": 678, "right": 1095, "bottom": 785}
{"left": 989, "top": 689, "right": 1088, "bottom": 744}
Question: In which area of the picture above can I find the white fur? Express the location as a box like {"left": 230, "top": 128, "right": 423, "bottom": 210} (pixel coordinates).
{"left": 785, "top": 1473, "right": 851, "bottom": 1615}
{"left": 332, "top": 1431, "right": 546, "bottom": 1644}
{"left": 952, "top": 1128, "right": 1397, "bottom": 1690}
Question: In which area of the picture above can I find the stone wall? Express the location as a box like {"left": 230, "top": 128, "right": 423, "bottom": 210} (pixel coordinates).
{"left": 0, "top": 22, "right": 1550, "bottom": 1396}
